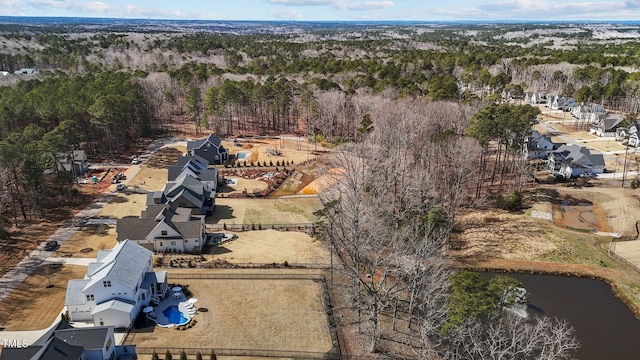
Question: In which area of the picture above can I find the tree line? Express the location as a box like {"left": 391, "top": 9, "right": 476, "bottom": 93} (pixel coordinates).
{"left": 316, "top": 100, "right": 579, "bottom": 359}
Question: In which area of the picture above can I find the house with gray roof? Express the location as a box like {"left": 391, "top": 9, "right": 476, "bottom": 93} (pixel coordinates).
{"left": 117, "top": 204, "right": 206, "bottom": 253}
{"left": 547, "top": 144, "right": 605, "bottom": 178}
{"left": 64, "top": 240, "right": 167, "bottom": 329}
{"left": 593, "top": 114, "right": 624, "bottom": 137}
{"left": 147, "top": 174, "right": 214, "bottom": 215}
{"left": 524, "top": 130, "right": 557, "bottom": 160}
{"left": 186, "top": 134, "right": 228, "bottom": 164}
{"left": 53, "top": 150, "right": 89, "bottom": 176}
{"left": 168, "top": 156, "right": 220, "bottom": 192}
{"left": 0, "top": 320, "right": 136, "bottom": 360}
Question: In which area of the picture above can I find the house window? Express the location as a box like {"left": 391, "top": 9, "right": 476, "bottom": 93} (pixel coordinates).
{"left": 159, "top": 242, "right": 163, "bottom": 247}
{"left": 171, "top": 241, "right": 176, "bottom": 246}
{"left": 103, "top": 281, "right": 111, "bottom": 287}
{"left": 161, "top": 230, "right": 167, "bottom": 236}
{"left": 86, "top": 294, "right": 94, "bottom": 301}
{"left": 185, "top": 240, "right": 188, "bottom": 243}
{"left": 105, "top": 338, "right": 112, "bottom": 350}
{"left": 142, "top": 294, "right": 146, "bottom": 300}
{"left": 195, "top": 239, "right": 198, "bottom": 243}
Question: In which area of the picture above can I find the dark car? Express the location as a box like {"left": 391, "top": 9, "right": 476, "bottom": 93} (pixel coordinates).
{"left": 44, "top": 241, "right": 58, "bottom": 251}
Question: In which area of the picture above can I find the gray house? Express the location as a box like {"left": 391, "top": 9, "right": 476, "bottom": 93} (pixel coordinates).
{"left": 0, "top": 321, "right": 137, "bottom": 360}
{"left": 168, "top": 156, "right": 220, "bottom": 192}
{"left": 147, "top": 174, "right": 214, "bottom": 215}
{"left": 54, "top": 150, "right": 89, "bottom": 175}
{"left": 547, "top": 144, "right": 605, "bottom": 178}
{"left": 186, "top": 134, "right": 228, "bottom": 164}
{"left": 117, "top": 204, "right": 206, "bottom": 253}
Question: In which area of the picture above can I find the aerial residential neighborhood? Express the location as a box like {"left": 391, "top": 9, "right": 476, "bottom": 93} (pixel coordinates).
{"left": 4, "top": 14, "right": 640, "bottom": 360}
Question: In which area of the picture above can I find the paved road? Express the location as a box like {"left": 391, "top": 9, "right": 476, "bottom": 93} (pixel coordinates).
{"left": 0, "top": 194, "right": 114, "bottom": 304}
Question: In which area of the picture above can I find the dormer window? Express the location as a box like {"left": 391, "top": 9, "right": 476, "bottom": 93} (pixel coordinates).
{"left": 103, "top": 281, "right": 111, "bottom": 287}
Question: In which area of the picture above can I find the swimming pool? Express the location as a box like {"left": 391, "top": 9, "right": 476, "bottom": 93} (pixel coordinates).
{"left": 162, "top": 305, "right": 189, "bottom": 325}
{"left": 236, "top": 151, "right": 251, "bottom": 160}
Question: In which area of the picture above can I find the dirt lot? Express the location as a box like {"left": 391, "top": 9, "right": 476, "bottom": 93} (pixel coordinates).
{"left": 0, "top": 264, "right": 86, "bottom": 330}
{"left": 126, "top": 276, "right": 333, "bottom": 354}
{"left": 209, "top": 197, "right": 321, "bottom": 225}
{"left": 128, "top": 167, "right": 169, "bottom": 192}
{"left": 97, "top": 193, "right": 148, "bottom": 218}
{"left": 223, "top": 137, "right": 328, "bottom": 166}
{"left": 206, "top": 230, "right": 329, "bottom": 264}
{"left": 53, "top": 224, "right": 117, "bottom": 258}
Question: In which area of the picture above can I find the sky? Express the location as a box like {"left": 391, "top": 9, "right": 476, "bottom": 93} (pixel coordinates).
{"left": 2, "top": 0, "right": 640, "bottom": 21}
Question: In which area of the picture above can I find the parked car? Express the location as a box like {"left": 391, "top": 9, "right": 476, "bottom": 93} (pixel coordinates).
{"left": 44, "top": 241, "right": 58, "bottom": 251}
{"left": 111, "top": 176, "right": 119, "bottom": 184}
{"left": 116, "top": 183, "right": 126, "bottom": 191}
{"left": 131, "top": 157, "right": 140, "bottom": 164}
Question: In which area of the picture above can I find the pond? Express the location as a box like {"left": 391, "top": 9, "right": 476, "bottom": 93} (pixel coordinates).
{"left": 482, "top": 272, "right": 640, "bottom": 360}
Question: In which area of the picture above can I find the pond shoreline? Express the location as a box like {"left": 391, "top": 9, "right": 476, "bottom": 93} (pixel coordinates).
{"left": 450, "top": 257, "right": 640, "bottom": 321}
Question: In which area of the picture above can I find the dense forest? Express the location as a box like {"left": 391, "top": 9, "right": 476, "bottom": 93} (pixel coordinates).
{"left": 3, "top": 20, "right": 639, "bottom": 358}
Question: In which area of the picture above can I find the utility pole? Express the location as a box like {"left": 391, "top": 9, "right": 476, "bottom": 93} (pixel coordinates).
{"left": 622, "top": 141, "right": 631, "bottom": 188}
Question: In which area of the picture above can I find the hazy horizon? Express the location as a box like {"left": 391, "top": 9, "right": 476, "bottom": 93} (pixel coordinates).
{"left": 1, "top": 1, "right": 640, "bottom": 22}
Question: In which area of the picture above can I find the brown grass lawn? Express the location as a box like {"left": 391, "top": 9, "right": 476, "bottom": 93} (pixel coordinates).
{"left": 206, "top": 230, "right": 329, "bottom": 265}
{"left": 128, "top": 167, "right": 169, "bottom": 192}
{"left": 126, "top": 277, "right": 333, "bottom": 354}
{"left": 219, "top": 177, "right": 269, "bottom": 195}
{"left": 53, "top": 224, "right": 117, "bottom": 258}
{"left": 97, "top": 193, "right": 148, "bottom": 218}
{"left": 0, "top": 265, "right": 87, "bottom": 330}
{"left": 208, "top": 198, "right": 321, "bottom": 225}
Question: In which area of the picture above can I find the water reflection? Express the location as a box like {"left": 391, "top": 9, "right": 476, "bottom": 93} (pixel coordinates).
{"left": 481, "top": 272, "right": 640, "bottom": 360}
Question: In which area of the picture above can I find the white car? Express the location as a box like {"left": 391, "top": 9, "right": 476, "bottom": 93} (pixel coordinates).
{"left": 116, "top": 183, "right": 126, "bottom": 191}
{"left": 131, "top": 157, "right": 141, "bottom": 164}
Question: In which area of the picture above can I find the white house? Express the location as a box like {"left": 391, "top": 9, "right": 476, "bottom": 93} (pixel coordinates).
{"left": 593, "top": 114, "right": 624, "bottom": 137}
{"left": 0, "top": 321, "right": 137, "bottom": 360}
{"left": 117, "top": 204, "right": 206, "bottom": 253}
{"left": 65, "top": 240, "right": 168, "bottom": 329}
{"left": 524, "top": 130, "right": 556, "bottom": 160}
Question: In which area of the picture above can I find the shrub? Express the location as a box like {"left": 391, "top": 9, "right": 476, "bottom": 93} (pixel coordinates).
{"left": 250, "top": 161, "right": 255, "bottom": 167}
{"left": 251, "top": 223, "right": 256, "bottom": 230}
{"left": 165, "top": 350, "right": 173, "bottom": 360}
{"left": 496, "top": 190, "right": 522, "bottom": 211}
{"left": 631, "top": 177, "right": 640, "bottom": 189}
{"left": 210, "top": 350, "right": 218, "bottom": 360}
{"left": 196, "top": 352, "right": 203, "bottom": 360}
{"left": 152, "top": 351, "right": 160, "bottom": 360}
{"left": 180, "top": 351, "right": 187, "bottom": 360}
{"left": 270, "top": 160, "right": 273, "bottom": 166}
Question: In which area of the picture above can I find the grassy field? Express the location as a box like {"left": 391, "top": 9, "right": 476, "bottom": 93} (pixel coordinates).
{"left": 206, "top": 229, "right": 329, "bottom": 264}
{"left": 126, "top": 276, "right": 333, "bottom": 354}
{"left": 0, "top": 264, "right": 87, "bottom": 330}
{"left": 53, "top": 224, "right": 117, "bottom": 258}
{"left": 97, "top": 193, "right": 148, "bottom": 218}
{"left": 209, "top": 197, "right": 321, "bottom": 225}
{"left": 128, "top": 167, "right": 169, "bottom": 192}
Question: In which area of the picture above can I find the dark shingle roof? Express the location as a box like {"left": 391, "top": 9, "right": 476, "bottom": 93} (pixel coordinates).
{"left": 54, "top": 327, "right": 110, "bottom": 350}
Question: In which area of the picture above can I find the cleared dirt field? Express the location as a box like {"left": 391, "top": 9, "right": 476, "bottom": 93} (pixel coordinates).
{"left": 207, "top": 230, "right": 329, "bottom": 264}
{"left": 209, "top": 197, "right": 321, "bottom": 225}
{"left": 53, "top": 224, "right": 117, "bottom": 258}
{"left": 127, "top": 277, "right": 333, "bottom": 354}
{"left": 97, "top": 193, "right": 148, "bottom": 218}
{"left": 219, "top": 177, "right": 269, "bottom": 195}
{"left": 0, "top": 265, "right": 86, "bottom": 330}
{"left": 223, "top": 137, "right": 328, "bottom": 166}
